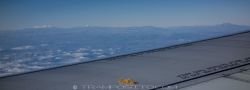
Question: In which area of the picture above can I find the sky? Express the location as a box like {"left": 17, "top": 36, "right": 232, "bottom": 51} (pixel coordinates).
{"left": 0, "top": 0, "right": 250, "bottom": 30}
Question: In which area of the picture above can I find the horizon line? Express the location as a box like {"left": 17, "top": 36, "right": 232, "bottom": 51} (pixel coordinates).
{"left": 1, "top": 23, "right": 250, "bottom": 31}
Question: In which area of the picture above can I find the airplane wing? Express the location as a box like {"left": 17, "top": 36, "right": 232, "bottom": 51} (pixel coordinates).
{"left": 0, "top": 31, "right": 250, "bottom": 90}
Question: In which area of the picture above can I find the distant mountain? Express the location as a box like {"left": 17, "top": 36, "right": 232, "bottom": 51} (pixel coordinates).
{"left": 168, "top": 23, "right": 250, "bottom": 32}
{"left": 0, "top": 23, "right": 250, "bottom": 77}
{"left": 1, "top": 23, "right": 250, "bottom": 54}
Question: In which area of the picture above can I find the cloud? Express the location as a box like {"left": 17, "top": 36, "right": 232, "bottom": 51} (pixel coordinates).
{"left": 27, "top": 65, "right": 44, "bottom": 69}
{"left": 0, "top": 57, "right": 47, "bottom": 77}
{"left": 0, "top": 48, "right": 111, "bottom": 77}
{"left": 6, "top": 67, "right": 27, "bottom": 73}
{"left": 33, "top": 24, "right": 53, "bottom": 29}
{"left": 97, "top": 55, "right": 106, "bottom": 58}
{"left": 91, "top": 49, "right": 104, "bottom": 55}
{"left": 0, "top": 62, "right": 29, "bottom": 77}
{"left": 63, "top": 52, "right": 72, "bottom": 56}
{"left": 38, "top": 55, "right": 54, "bottom": 60}
{"left": 91, "top": 49, "right": 103, "bottom": 52}
{"left": 63, "top": 52, "right": 89, "bottom": 57}
{"left": 76, "top": 48, "right": 88, "bottom": 52}
{"left": 11, "top": 45, "right": 34, "bottom": 50}
{"left": 93, "top": 52, "right": 103, "bottom": 55}
{"left": 56, "top": 50, "right": 62, "bottom": 52}
{"left": 61, "top": 52, "right": 89, "bottom": 62}
{"left": 71, "top": 53, "right": 89, "bottom": 59}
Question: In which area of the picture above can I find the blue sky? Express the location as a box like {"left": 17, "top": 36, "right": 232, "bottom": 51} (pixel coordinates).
{"left": 1, "top": 0, "right": 250, "bottom": 30}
